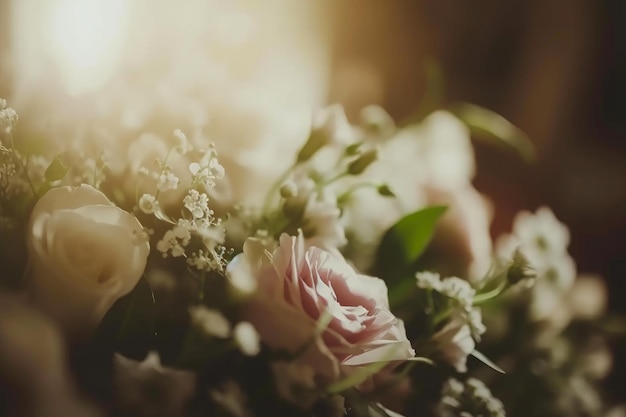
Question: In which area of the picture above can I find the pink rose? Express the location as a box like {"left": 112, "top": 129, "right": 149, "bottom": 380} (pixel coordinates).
{"left": 226, "top": 233, "right": 414, "bottom": 384}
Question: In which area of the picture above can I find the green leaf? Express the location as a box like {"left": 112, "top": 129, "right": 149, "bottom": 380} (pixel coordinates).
{"left": 387, "top": 276, "right": 418, "bottom": 309}
{"left": 470, "top": 349, "right": 506, "bottom": 374}
{"left": 448, "top": 102, "right": 535, "bottom": 162}
{"left": 375, "top": 206, "right": 447, "bottom": 280}
{"left": 44, "top": 155, "right": 68, "bottom": 182}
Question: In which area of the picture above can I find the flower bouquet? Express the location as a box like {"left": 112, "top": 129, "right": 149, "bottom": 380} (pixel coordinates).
{"left": 0, "top": 97, "right": 622, "bottom": 417}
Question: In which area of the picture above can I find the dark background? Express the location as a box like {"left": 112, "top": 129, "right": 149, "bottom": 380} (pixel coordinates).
{"left": 327, "top": 0, "right": 626, "bottom": 400}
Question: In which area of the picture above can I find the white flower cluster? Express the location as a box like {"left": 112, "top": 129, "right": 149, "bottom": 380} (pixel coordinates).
{"left": 0, "top": 150, "right": 20, "bottom": 198}
{"left": 137, "top": 135, "right": 226, "bottom": 271}
{"left": 279, "top": 173, "right": 346, "bottom": 250}
{"left": 189, "top": 146, "right": 225, "bottom": 188}
{"left": 416, "top": 271, "right": 486, "bottom": 340}
{"left": 497, "top": 207, "right": 575, "bottom": 290}
{"left": 155, "top": 191, "right": 227, "bottom": 272}
{"left": 134, "top": 131, "right": 229, "bottom": 273}
{"left": 0, "top": 99, "right": 18, "bottom": 136}
{"left": 438, "top": 378, "right": 505, "bottom": 417}
{"left": 0, "top": 147, "right": 48, "bottom": 199}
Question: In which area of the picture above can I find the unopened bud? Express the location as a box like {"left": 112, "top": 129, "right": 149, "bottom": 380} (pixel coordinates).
{"left": 279, "top": 181, "right": 298, "bottom": 198}
{"left": 296, "top": 130, "right": 327, "bottom": 163}
{"left": 344, "top": 142, "right": 363, "bottom": 156}
{"left": 507, "top": 249, "right": 536, "bottom": 285}
{"left": 347, "top": 148, "right": 378, "bottom": 175}
{"left": 377, "top": 184, "right": 395, "bottom": 197}
{"left": 298, "top": 105, "right": 354, "bottom": 163}
{"left": 360, "top": 105, "right": 395, "bottom": 137}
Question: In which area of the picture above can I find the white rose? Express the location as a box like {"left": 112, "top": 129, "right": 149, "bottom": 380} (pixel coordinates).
{"left": 27, "top": 185, "right": 150, "bottom": 335}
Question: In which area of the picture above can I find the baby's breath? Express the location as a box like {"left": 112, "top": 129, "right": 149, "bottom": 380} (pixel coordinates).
{"left": 417, "top": 271, "right": 486, "bottom": 341}
{"left": 138, "top": 194, "right": 160, "bottom": 215}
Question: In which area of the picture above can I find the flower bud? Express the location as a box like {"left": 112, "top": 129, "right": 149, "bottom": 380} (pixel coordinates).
{"left": 506, "top": 249, "right": 536, "bottom": 285}
{"left": 279, "top": 181, "right": 298, "bottom": 198}
{"left": 377, "top": 184, "right": 395, "bottom": 197}
{"left": 344, "top": 142, "right": 363, "bottom": 156}
{"left": 347, "top": 148, "right": 378, "bottom": 175}
{"left": 359, "top": 105, "right": 395, "bottom": 137}
{"left": 296, "top": 130, "right": 327, "bottom": 163}
{"left": 297, "top": 105, "right": 354, "bottom": 163}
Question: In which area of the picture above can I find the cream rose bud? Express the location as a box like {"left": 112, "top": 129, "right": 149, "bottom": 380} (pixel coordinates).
{"left": 27, "top": 185, "right": 150, "bottom": 335}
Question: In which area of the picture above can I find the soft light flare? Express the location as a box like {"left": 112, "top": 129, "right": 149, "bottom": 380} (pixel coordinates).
{"left": 44, "top": 0, "right": 129, "bottom": 95}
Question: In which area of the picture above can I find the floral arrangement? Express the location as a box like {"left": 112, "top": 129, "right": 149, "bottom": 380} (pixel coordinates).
{"left": 0, "top": 96, "right": 622, "bottom": 417}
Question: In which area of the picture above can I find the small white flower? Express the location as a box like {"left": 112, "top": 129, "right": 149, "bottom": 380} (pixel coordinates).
{"left": 186, "top": 250, "right": 212, "bottom": 270}
{"left": 543, "top": 253, "right": 576, "bottom": 290}
{"left": 496, "top": 207, "right": 576, "bottom": 292}
{"left": 183, "top": 189, "right": 210, "bottom": 219}
{"left": 512, "top": 207, "right": 569, "bottom": 256}
{"left": 415, "top": 271, "right": 486, "bottom": 369}
{"left": 311, "top": 104, "right": 355, "bottom": 146}
{"left": 0, "top": 107, "right": 18, "bottom": 134}
{"left": 438, "top": 378, "right": 505, "bottom": 417}
{"left": 189, "top": 306, "right": 231, "bottom": 338}
{"left": 466, "top": 306, "right": 486, "bottom": 339}
{"left": 189, "top": 162, "right": 201, "bottom": 175}
{"left": 189, "top": 148, "right": 225, "bottom": 187}
{"left": 431, "top": 315, "right": 476, "bottom": 372}
{"left": 172, "top": 221, "right": 192, "bottom": 245}
{"left": 416, "top": 271, "right": 443, "bottom": 291}
{"left": 156, "top": 229, "right": 186, "bottom": 258}
{"left": 157, "top": 170, "right": 180, "bottom": 192}
{"left": 440, "top": 277, "right": 475, "bottom": 307}
{"left": 138, "top": 194, "right": 160, "bottom": 214}
{"left": 0, "top": 98, "right": 6, "bottom": 109}
{"left": 233, "top": 322, "right": 261, "bottom": 356}
{"left": 26, "top": 156, "right": 49, "bottom": 184}
{"left": 281, "top": 173, "right": 346, "bottom": 250}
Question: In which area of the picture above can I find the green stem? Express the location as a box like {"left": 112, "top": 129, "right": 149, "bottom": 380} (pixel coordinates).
{"left": 337, "top": 181, "right": 380, "bottom": 203}
{"left": 262, "top": 162, "right": 297, "bottom": 216}
{"left": 153, "top": 147, "right": 175, "bottom": 201}
{"left": 319, "top": 171, "right": 348, "bottom": 187}
{"left": 473, "top": 279, "right": 509, "bottom": 305}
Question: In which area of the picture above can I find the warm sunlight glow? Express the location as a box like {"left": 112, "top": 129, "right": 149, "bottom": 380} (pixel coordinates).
{"left": 44, "top": 0, "right": 129, "bottom": 95}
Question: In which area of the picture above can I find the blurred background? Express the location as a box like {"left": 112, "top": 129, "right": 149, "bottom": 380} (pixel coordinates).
{"left": 327, "top": 0, "right": 626, "bottom": 400}
{"left": 0, "top": 0, "right": 624, "bottom": 401}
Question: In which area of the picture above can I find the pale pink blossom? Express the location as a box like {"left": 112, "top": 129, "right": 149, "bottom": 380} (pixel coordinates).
{"left": 226, "top": 233, "right": 414, "bottom": 384}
